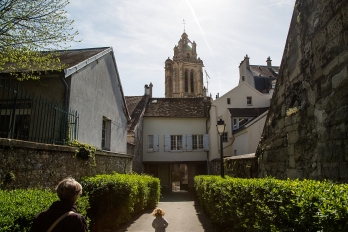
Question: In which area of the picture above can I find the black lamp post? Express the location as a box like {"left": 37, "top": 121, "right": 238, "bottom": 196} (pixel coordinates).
{"left": 216, "top": 119, "right": 226, "bottom": 178}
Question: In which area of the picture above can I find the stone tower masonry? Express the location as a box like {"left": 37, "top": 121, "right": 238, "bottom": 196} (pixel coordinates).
{"left": 165, "top": 32, "right": 204, "bottom": 98}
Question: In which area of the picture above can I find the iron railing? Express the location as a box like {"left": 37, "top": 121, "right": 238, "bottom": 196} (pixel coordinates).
{"left": 0, "top": 77, "right": 79, "bottom": 145}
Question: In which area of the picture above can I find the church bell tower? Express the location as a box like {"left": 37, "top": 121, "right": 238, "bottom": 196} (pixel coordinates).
{"left": 165, "top": 32, "right": 204, "bottom": 98}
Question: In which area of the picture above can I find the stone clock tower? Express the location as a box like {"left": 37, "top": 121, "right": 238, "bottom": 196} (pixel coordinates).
{"left": 165, "top": 32, "right": 204, "bottom": 98}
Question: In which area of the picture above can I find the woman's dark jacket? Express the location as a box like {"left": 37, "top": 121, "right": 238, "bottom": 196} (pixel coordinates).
{"left": 30, "top": 200, "right": 87, "bottom": 232}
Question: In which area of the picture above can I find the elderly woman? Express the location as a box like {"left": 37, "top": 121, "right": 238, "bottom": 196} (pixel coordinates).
{"left": 30, "top": 177, "right": 88, "bottom": 232}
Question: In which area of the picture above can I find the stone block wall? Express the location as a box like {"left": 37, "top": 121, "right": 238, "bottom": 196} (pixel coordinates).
{"left": 257, "top": 0, "right": 348, "bottom": 182}
{"left": 0, "top": 138, "right": 133, "bottom": 190}
{"left": 225, "top": 155, "right": 258, "bottom": 178}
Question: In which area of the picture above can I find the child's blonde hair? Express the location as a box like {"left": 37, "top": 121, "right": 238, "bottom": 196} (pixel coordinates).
{"left": 152, "top": 207, "right": 165, "bottom": 217}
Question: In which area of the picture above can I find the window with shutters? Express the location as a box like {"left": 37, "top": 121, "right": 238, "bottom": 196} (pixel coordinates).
{"left": 148, "top": 135, "right": 154, "bottom": 150}
{"left": 148, "top": 135, "right": 158, "bottom": 152}
{"left": 171, "top": 135, "right": 182, "bottom": 151}
{"left": 192, "top": 135, "right": 203, "bottom": 150}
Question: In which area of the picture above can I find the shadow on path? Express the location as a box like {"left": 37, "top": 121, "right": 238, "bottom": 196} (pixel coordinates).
{"left": 116, "top": 192, "right": 215, "bottom": 232}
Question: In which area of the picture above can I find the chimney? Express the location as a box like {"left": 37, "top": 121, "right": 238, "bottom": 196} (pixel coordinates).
{"left": 266, "top": 56, "right": 272, "bottom": 67}
{"left": 244, "top": 54, "right": 250, "bottom": 68}
{"left": 144, "top": 84, "right": 150, "bottom": 95}
{"left": 149, "top": 82, "right": 153, "bottom": 98}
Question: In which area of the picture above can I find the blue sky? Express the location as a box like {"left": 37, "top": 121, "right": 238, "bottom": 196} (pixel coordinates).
{"left": 66, "top": 0, "right": 295, "bottom": 98}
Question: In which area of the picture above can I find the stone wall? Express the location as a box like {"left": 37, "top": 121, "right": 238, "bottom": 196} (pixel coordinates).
{"left": 0, "top": 138, "right": 133, "bottom": 189}
{"left": 225, "top": 154, "right": 258, "bottom": 178}
{"left": 257, "top": 0, "right": 348, "bottom": 182}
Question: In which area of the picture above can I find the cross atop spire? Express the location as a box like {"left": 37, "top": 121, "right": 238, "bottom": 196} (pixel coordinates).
{"left": 182, "top": 19, "right": 186, "bottom": 32}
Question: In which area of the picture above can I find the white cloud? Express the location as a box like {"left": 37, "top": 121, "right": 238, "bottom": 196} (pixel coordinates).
{"left": 65, "top": 0, "right": 295, "bottom": 98}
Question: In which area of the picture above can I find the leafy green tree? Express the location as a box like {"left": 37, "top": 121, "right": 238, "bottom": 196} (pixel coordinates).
{"left": 0, "top": 0, "right": 79, "bottom": 79}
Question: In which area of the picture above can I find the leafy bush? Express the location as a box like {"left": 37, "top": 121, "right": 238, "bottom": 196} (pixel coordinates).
{"left": 81, "top": 173, "right": 160, "bottom": 232}
{"left": 0, "top": 189, "right": 89, "bottom": 232}
{"left": 194, "top": 176, "right": 348, "bottom": 232}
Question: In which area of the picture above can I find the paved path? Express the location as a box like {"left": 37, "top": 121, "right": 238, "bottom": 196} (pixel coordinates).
{"left": 116, "top": 192, "right": 215, "bottom": 232}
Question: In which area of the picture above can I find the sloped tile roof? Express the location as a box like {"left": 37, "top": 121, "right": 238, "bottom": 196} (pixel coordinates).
{"left": 144, "top": 97, "right": 211, "bottom": 118}
{"left": 58, "top": 47, "right": 109, "bottom": 68}
{"left": 125, "top": 95, "right": 148, "bottom": 132}
{"left": 1, "top": 47, "right": 110, "bottom": 73}
{"left": 249, "top": 65, "right": 279, "bottom": 93}
{"left": 228, "top": 107, "right": 269, "bottom": 117}
{"left": 249, "top": 65, "right": 279, "bottom": 77}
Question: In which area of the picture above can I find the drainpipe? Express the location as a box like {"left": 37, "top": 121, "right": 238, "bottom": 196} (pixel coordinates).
{"left": 206, "top": 102, "right": 212, "bottom": 174}
{"left": 59, "top": 72, "right": 69, "bottom": 111}
{"left": 59, "top": 72, "right": 69, "bottom": 142}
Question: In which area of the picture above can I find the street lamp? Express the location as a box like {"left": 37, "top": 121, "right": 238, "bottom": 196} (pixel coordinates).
{"left": 216, "top": 119, "right": 226, "bottom": 178}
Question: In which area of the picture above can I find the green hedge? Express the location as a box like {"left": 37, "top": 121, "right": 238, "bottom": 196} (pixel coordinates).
{"left": 81, "top": 173, "right": 160, "bottom": 232}
{"left": 194, "top": 176, "right": 348, "bottom": 232}
{"left": 0, "top": 189, "right": 89, "bottom": 232}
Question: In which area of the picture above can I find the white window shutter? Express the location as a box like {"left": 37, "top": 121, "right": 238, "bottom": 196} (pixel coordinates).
{"left": 182, "top": 134, "right": 187, "bottom": 151}
{"left": 186, "top": 134, "right": 192, "bottom": 151}
{"left": 203, "top": 134, "right": 209, "bottom": 151}
{"left": 153, "top": 135, "right": 159, "bottom": 152}
{"left": 164, "top": 135, "right": 171, "bottom": 151}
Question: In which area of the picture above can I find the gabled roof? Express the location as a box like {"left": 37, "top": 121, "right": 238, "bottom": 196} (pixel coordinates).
{"left": 213, "top": 81, "right": 265, "bottom": 104}
{"left": 144, "top": 97, "right": 211, "bottom": 118}
{"left": 125, "top": 95, "right": 148, "bottom": 132}
{"left": 61, "top": 47, "right": 130, "bottom": 120}
{"left": 228, "top": 107, "right": 269, "bottom": 117}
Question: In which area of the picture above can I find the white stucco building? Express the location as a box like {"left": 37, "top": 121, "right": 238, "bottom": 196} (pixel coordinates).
{"left": 0, "top": 47, "right": 130, "bottom": 155}
{"left": 209, "top": 82, "right": 271, "bottom": 162}
{"left": 143, "top": 98, "right": 210, "bottom": 192}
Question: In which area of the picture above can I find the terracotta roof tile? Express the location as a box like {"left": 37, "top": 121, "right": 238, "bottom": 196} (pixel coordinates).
{"left": 144, "top": 97, "right": 211, "bottom": 118}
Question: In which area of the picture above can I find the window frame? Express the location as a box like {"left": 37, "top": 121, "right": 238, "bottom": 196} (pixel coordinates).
{"left": 192, "top": 134, "right": 204, "bottom": 150}
{"left": 227, "top": 98, "right": 231, "bottom": 104}
{"left": 247, "top": 96, "right": 252, "bottom": 105}
{"left": 101, "top": 117, "right": 111, "bottom": 150}
{"left": 171, "top": 135, "right": 183, "bottom": 151}
{"left": 148, "top": 135, "right": 154, "bottom": 150}
{"left": 222, "top": 132, "right": 228, "bottom": 142}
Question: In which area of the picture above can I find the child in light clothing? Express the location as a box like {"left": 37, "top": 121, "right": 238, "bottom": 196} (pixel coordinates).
{"left": 152, "top": 208, "right": 169, "bottom": 232}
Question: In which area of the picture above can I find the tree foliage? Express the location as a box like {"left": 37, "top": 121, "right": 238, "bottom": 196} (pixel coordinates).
{"left": 0, "top": 0, "right": 79, "bottom": 79}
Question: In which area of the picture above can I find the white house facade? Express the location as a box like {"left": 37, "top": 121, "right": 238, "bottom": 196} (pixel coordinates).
{"left": 209, "top": 82, "right": 271, "bottom": 162}
{"left": 143, "top": 98, "right": 210, "bottom": 192}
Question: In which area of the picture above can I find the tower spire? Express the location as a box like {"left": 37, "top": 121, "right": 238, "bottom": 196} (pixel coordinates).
{"left": 182, "top": 19, "right": 186, "bottom": 32}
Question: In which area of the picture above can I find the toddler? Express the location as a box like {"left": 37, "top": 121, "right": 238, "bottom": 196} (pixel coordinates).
{"left": 151, "top": 208, "right": 169, "bottom": 232}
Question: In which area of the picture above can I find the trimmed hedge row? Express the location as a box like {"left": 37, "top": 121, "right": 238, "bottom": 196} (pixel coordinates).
{"left": 194, "top": 176, "right": 348, "bottom": 232}
{"left": 81, "top": 173, "right": 160, "bottom": 232}
{"left": 0, "top": 189, "right": 89, "bottom": 232}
